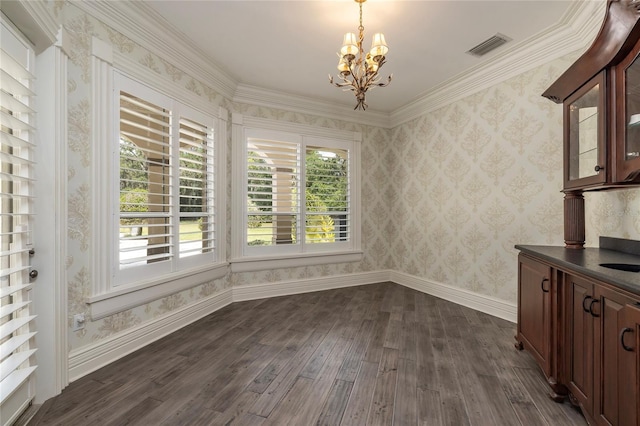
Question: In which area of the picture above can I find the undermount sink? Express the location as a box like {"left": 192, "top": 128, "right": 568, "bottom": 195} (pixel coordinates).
{"left": 599, "top": 263, "right": 640, "bottom": 272}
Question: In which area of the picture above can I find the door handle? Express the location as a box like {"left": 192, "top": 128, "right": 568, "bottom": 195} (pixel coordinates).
{"left": 540, "top": 278, "right": 550, "bottom": 293}
{"left": 620, "top": 327, "right": 634, "bottom": 352}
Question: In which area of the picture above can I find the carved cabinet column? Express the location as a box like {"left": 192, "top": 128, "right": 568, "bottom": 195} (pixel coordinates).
{"left": 563, "top": 190, "right": 585, "bottom": 249}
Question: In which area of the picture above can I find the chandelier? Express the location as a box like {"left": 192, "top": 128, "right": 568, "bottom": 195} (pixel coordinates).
{"left": 329, "top": 0, "right": 392, "bottom": 111}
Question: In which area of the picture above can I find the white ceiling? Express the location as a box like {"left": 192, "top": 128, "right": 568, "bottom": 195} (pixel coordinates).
{"left": 143, "top": 0, "right": 579, "bottom": 113}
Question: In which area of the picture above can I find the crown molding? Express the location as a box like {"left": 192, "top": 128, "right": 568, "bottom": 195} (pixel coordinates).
{"left": 70, "top": 0, "right": 604, "bottom": 130}
{"left": 389, "top": 0, "right": 606, "bottom": 127}
{"left": 233, "top": 83, "right": 392, "bottom": 129}
{"left": 72, "top": 0, "right": 237, "bottom": 101}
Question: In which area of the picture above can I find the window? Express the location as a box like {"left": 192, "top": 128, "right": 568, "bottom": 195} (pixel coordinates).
{"left": 232, "top": 115, "right": 361, "bottom": 271}
{"left": 0, "top": 18, "right": 38, "bottom": 419}
{"left": 115, "top": 73, "right": 220, "bottom": 286}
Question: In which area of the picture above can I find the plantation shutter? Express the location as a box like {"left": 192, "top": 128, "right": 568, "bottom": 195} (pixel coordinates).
{"left": 0, "top": 24, "right": 38, "bottom": 421}
{"left": 119, "top": 91, "right": 173, "bottom": 268}
{"left": 178, "top": 116, "right": 215, "bottom": 257}
{"left": 304, "top": 147, "right": 350, "bottom": 244}
{"left": 246, "top": 138, "right": 300, "bottom": 247}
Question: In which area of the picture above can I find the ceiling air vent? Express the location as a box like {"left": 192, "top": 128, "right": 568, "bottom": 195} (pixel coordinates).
{"left": 466, "top": 33, "right": 512, "bottom": 57}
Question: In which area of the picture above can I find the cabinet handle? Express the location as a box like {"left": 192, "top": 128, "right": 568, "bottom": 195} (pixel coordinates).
{"left": 582, "top": 295, "right": 593, "bottom": 313}
{"left": 589, "top": 299, "right": 600, "bottom": 317}
{"left": 620, "top": 327, "right": 634, "bottom": 352}
{"left": 594, "top": 165, "right": 604, "bottom": 172}
{"left": 540, "top": 278, "right": 550, "bottom": 293}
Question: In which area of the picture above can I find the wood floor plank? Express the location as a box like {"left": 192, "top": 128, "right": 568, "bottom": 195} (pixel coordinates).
{"left": 341, "top": 361, "right": 379, "bottom": 426}
{"left": 513, "top": 367, "right": 586, "bottom": 426}
{"left": 32, "top": 283, "right": 587, "bottom": 426}
{"left": 277, "top": 336, "right": 353, "bottom": 424}
{"left": 246, "top": 329, "right": 312, "bottom": 394}
{"left": 336, "top": 319, "right": 375, "bottom": 382}
{"left": 248, "top": 330, "right": 326, "bottom": 417}
{"left": 417, "top": 387, "right": 444, "bottom": 426}
{"left": 316, "top": 379, "right": 353, "bottom": 426}
{"left": 393, "top": 357, "right": 417, "bottom": 426}
{"left": 212, "top": 390, "right": 261, "bottom": 425}
{"left": 366, "top": 347, "right": 399, "bottom": 426}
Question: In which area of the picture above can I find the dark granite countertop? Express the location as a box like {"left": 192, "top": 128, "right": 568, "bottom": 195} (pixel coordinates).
{"left": 515, "top": 242, "right": 640, "bottom": 296}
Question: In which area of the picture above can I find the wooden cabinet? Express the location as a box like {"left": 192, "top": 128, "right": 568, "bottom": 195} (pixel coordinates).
{"left": 542, "top": 1, "right": 640, "bottom": 248}
{"left": 543, "top": 0, "right": 640, "bottom": 191}
{"left": 518, "top": 258, "right": 640, "bottom": 426}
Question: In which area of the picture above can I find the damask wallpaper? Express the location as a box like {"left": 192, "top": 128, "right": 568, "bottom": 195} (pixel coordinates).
{"left": 55, "top": 1, "right": 639, "bottom": 357}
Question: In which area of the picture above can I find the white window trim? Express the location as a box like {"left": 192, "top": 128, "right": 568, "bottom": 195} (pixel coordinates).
{"left": 231, "top": 114, "right": 362, "bottom": 273}
{"left": 88, "top": 39, "right": 227, "bottom": 320}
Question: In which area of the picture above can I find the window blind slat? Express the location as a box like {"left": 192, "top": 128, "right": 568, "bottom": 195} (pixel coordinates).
{"left": 0, "top": 69, "right": 34, "bottom": 97}
{"left": 1, "top": 130, "right": 34, "bottom": 149}
{"left": 0, "top": 90, "right": 34, "bottom": 114}
{"left": 0, "top": 332, "right": 36, "bottom": 361}
{"left": 0, "top": 366, "right": 37, "bottom": 405}
{"left": 0, "top": 300, "right": 30, "bottom": 320}
{"left": 0, "top": 349, "right": 37, "bottom": 382}
{"left": 0, "top": 150, "right": 35, "bottom": 166}
{"left": 0, "top": 109, "right": 34, "bottom": 131}
{"left": 0, "top": 316, "right": 36, "bottom": 341}
{"left": 0, "top": 49, "right": 35, "bottom": 81}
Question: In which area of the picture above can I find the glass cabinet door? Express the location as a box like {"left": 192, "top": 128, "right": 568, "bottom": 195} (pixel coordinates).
{"left": 616, "top": 47, "right": 640, "bottom": 182}
{"left": 564, "top": 72, "right": 605, "bottom": 189}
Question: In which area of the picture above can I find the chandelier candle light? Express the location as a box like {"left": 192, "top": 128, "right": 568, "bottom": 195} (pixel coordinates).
{"left": 329, "top": 0, "right": 392, "bottom": 110}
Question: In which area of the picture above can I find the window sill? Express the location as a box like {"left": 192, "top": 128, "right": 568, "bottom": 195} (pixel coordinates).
{"left": 87, "top": 262, "right": 228, "bottom": 320}
{"left": 230, "top": 250, "right": 363, "bottom": 273}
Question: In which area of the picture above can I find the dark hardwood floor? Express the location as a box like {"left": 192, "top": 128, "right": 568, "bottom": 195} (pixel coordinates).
{"left": 29, "top": 282, "right": 586, "bottom": 425}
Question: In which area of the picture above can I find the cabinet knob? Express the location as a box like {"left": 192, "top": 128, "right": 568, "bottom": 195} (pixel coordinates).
{"left": 29, "top": 269, "right": 38, "bottom": 280}
{"left": 620, "top": 327, "right": 634, "bottom": 352}
{"left": 594, "top": 165, "right": 604, "bottom": 172}
{"left": 540, "top": 278, "right": 550, "bottom": 293}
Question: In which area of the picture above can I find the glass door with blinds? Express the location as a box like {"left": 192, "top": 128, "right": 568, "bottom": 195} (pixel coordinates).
{"left": 0, "top": 16, "right": 38, "bottom": 426}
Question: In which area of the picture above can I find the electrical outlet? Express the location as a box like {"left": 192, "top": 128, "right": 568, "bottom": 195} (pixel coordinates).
{"left": 73, "top": 313, "right": 86, "bottom": 331}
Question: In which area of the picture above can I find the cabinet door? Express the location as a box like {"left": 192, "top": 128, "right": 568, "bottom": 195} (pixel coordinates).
{"left": 564, "top": 72, "right": 606, "bottom": 190}
{"left": 620, "top": 303, "right": 640, "bottom": 426}
{"left": 615, "top": 42, "right": 640, "bottom": 182}
{"left": 517, "top": 255, "right": 552, "bottom": 376}
{"left": 593, "top": 287, "right": 637, "bottom": 426}
{"left": 565, "top": 275, "right": 595, "bottom": 414}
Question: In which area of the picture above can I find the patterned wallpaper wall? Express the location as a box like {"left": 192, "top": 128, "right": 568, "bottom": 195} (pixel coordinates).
{"left": 60, "top": 3, "right": 233, "bottom": 351}
{"left": 387, "top": 55, "right": 640, "bottom": 303}
{"left": 55, "top": 1, "right": 640, "bottom": 356}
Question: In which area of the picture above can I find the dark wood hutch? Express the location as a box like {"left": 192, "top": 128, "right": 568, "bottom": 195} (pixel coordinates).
{"left": 541, "top": 0, "right": 640, "bottom": 249}
{"left": 515, "top": 2, "right": 640, "bottom": 426}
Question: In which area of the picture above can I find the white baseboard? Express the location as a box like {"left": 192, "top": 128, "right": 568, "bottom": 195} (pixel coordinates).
{"left": 68, "top": 288, "right": 233, "bottom": 381}
{"left": 390, "top": 270, "right": 517, "bottom": 323}
{"left": 232, "top": 270, "right": 390, "bottom": 302}
{"left": 68, "top": 268, "right": 515, "bottom": 383}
